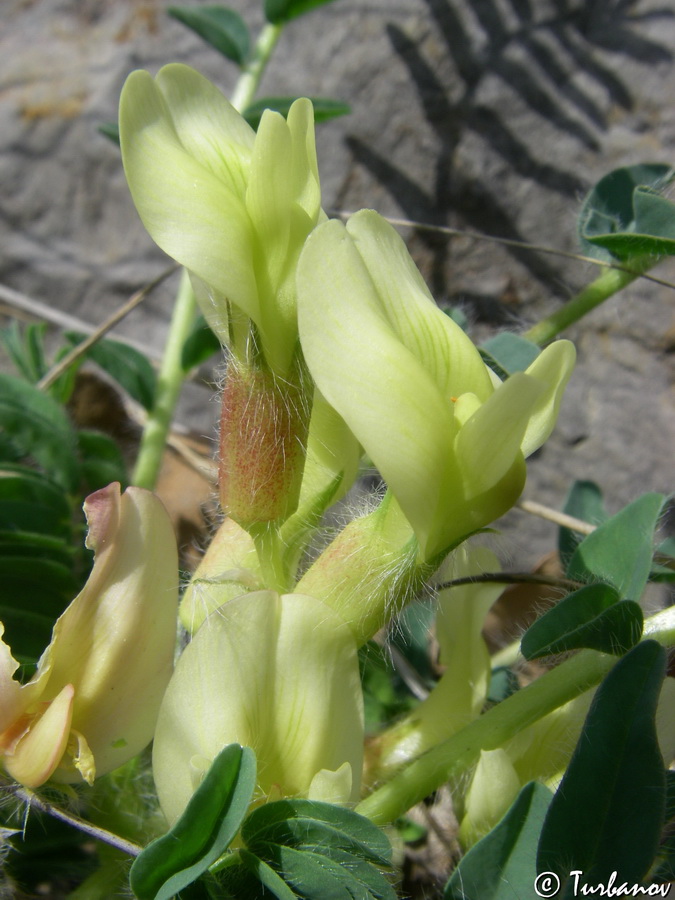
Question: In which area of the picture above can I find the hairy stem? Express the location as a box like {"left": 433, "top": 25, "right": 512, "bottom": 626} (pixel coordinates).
{"left": 13, "top": 786, "right": 142, "bottom": 857}
{"left": 357, "top": 605, "right": 675, "bottom": 825}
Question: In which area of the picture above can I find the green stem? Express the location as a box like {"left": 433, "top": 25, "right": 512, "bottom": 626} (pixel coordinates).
{"left": 356, "top": 605, "right": 675, "bottom": 825}
{"left": 523, "top": 257, "right": 653, "bottom": 346}
{"left": 132, "top": 269, "right": 197, "bottom": 490}
{"left": 230, "top": 23, "right": 284, "bottom": 113}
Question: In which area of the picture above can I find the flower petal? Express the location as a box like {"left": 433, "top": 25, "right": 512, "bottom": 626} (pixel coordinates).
{"left": 4, "top": 684, "right": 74, "bottom": 789}
{"left": 455, "top": 372, "right": 543, "bottom": 499}
{"left": 153, "top": 591, "right": 363, "bottom": 824}
{"left": 297, "top": 217, "right": 455, "bottom": 554}
{"left": 179, "top": 517, "right": 262, "bottom": 634}
{"left": 0, "top": 624, "right": 47, "bottom": 734}
{"left": 44, "top": 484, "right": 178, "bottom": 781}
{"left": 155, "top": 64, "right": 255, "bottom": 188}
{"left": 119, "top": 67, "right": 260, "bottom": 327}
{"left": 346, "top": 211, "right": 493, "bottom": 402}
{"left": 520, "top": 340, "right": 576, "bottom": 458}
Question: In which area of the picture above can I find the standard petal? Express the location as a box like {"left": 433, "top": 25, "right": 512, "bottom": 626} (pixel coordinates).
{"left": 153, "top": 591, "right": 363, "bottom": 824}
{"left": 155, "top": 64, "right": 255, "bottom": 190}
{"left": 346, "top": 211, "right": 493, "bottom": 402}
{"left": 119, "top": 69, "right": 260, "bottom": 326}
{"left": 43, "top": 484, "right": 178, "bottom": 781}
{"left": 297, "top": 218, "right": 454, "bottom": 554}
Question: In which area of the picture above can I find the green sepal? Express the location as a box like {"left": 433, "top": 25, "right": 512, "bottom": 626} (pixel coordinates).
{"left": 444, "top": 781, "right": 553, "bottom": 900}
{"left": 243, "top": 96, "right": 350, "bottom": 131}
{"left": 521, "top": 584, "right": 643, "bottom": 659}
{"left": 578, "top": 163, "right": 675, "bottom": 262}
{"left": 129, "top": 744, "right": 256, "bottom": 900}
{"left": 537, "top": 640, "right": 667, "bottom": 888}
{"left": 168, "top": 6, "right": 250, "bottom": 66}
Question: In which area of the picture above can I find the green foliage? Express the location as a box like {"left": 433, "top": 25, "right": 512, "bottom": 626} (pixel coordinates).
{"left": 181, "top": 313, "right": 222, "bottom": 372}
{"left": 537, "top": 641, "right": 667, "bottom": 890}
{"left": 0, "top": 321, "right": 49, "bottom": 383}
{"left": 360, "top": 642, "right": 418, "bottom": 733}
{"left": 0, "top": 372, "right": 80, "bottom": 493}
{"left": 566, "top": 492, "right": 665, "bottom": 598}
{"left": 444, "top": 782, "right": 553, "bottom": 900}
{"left": 485, "top": 666, "right": 520, "bottom": 705}
{"left": 168, "top": 6, "right": 250, "bottom": 66}
{"left": 558, "top": 480, "right": 607, "bottom": 569}
{"left": 479, "top": 333, "right": 541, "bottom": 378}
{"left": 521, "top": 584, "right": 643, "bottom": 658}
{"left": 225, "top": 798, "right": 396, "bottom": 899}
{"left": 243, "top": 97, "right": 350, "bottom": 130}
{"left": 129, "top": 747, "right": 394, "bottom": 899}
{"left": 129, "top": 744, "right": 256, "bottom": 900}
{"left": 65, "top": 332, "right": 157, "bottom": 411}
{"left": 264, "top": 0, "right": 340, "bottom": 25}
{"left": 578, "top": 163, "right": 675, "bottom": 262}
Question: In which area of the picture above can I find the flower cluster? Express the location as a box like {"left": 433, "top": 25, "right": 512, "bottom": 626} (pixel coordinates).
{"left": 2, "top": 64, "right": 577, "bottom": 845}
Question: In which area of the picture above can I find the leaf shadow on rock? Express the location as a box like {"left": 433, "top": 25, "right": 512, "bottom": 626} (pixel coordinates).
{"left": 342, "top": 0, "right": 673, "bottom": 311}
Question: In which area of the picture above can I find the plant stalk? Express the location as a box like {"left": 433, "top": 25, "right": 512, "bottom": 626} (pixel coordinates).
{"left": 357, "top": 605, "right": 675, "bottom": 825}
{"left": 523, "top": 257, "right": 653, "bottom": 345}
{"left": 230, "top": 23, "right": 284, "bottom": 113}
{"left": 131, "top": 269, "right": 196, "bottom": 490}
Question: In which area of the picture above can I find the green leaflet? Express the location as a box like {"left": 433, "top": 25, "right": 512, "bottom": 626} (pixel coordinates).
{"left": 264, "top": 0, "right": 340, "bottom": 25}
{"left": 129, "top": 744, "right": 256, "bottom": 900}
{"left": 578, "top": 163, "right": 675, "bottom": 262}
{"left": 479, "top": 333, "right": 541, "bottom": 378}
{"left": 180, "top": 313, "right": 222, "bottom": 372}
{"left": 537, "top": 640, "right": 667, "bottom": 890}
{"left": 224, "top": 799, "right": 396, "bottom": 900}
{"left": 168, "top": 6, "right": 250, "bottom": 66}
{"left": 0, "top": 373, "right": 79, "bottom": 492}
{"left": 521, "top": 584, "right": 643, "bottom": 658}
{"left": 558, "top": 480, "right": 607, "bottom": 570}
{"left": 444, "top": 782, "right": 553, "bottom": 900}
{"left": 567, "top": 492, "right": 665, "bottom": 599}
{"left": 243, "top": 97, "right": 350, "bottom": 130}
{"left": 65, "top": 333, "right": 157, "bottom": 411}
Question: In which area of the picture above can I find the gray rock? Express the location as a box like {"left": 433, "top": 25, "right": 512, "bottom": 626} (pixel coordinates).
{"left": 1, "top": 0, "right": 674, "bottom": 568}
